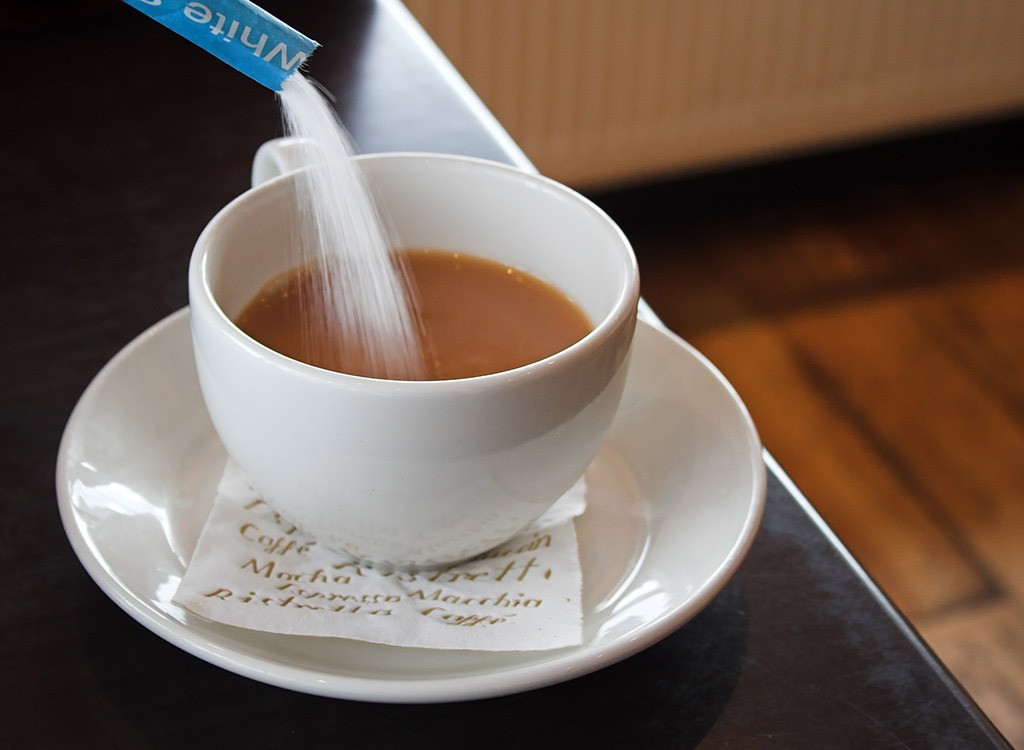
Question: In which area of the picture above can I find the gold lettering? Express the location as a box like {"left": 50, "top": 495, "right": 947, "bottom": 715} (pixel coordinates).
{"left": 419, "top": 607, "right": 511, "bottom": 626}
{"left": 409, "top": 588, "right": 442, "bottom": 601}
{"left": 242, "top": 558, "right": 275, "bottom": 577}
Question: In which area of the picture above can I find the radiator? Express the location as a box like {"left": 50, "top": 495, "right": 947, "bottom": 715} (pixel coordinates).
{"left": 403, "top": 0, "right": 1024, "bottom": 188}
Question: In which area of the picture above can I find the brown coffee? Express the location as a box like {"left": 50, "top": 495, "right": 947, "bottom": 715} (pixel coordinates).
{"left": 234, "top": 249, "right": 592, "bottom": 380}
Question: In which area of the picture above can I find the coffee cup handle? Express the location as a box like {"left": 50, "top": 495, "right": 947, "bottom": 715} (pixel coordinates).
{"left": 251, "top": 137, "right": 316, "bottom": 188}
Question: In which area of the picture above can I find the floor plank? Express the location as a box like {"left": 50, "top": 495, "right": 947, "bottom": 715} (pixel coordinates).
{"left": 688, "top": 319, "right": 991, "bottom": 619}
{"left": 919, "top": 597, "right": 1024, "bottom": 747}
{"left": 589, "top": 115, "right": 1024, "bottom": 747}
{"left": 783, "top": 273, "right": 1024, "bottom": 601}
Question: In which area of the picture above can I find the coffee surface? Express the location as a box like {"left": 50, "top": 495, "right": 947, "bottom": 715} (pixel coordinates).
{"left": 235, "top": 249, "right": 592, "bottom": 380}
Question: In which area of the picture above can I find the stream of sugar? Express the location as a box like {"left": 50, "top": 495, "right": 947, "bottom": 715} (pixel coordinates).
{"left": 277, "top": 74, "right": 424, "bottom": 380}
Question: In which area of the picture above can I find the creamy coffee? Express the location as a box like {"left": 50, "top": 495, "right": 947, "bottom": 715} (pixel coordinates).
{"left": 235, "top": 248, "right": 592, "bottom": 380}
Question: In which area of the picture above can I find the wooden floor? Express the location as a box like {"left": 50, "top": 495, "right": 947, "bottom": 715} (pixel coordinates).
{"left": 590, "top": 116, "right": 1024, "bottom": 747}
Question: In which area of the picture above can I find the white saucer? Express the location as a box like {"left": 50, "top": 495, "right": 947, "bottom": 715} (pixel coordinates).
{"left": 57, "top": 309, "right": 765, "bottom": 703}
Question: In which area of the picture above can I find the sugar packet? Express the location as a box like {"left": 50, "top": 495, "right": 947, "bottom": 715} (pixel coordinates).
{"left": 123, "top": 0, "right": 318, "bottom": 90}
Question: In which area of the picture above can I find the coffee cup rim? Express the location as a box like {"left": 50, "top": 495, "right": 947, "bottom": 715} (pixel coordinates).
{"left": 190, "top": 152, "right": 639, "bottom": 392}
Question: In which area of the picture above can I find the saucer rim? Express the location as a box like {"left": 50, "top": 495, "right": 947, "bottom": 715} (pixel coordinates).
{"left": 56, "top": 308, "right": 765, "bottom": 703}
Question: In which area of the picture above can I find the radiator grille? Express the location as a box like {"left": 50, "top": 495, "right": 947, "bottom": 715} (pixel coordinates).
{"left": 405, "top": 0, "right": 1024, "bottom": 187}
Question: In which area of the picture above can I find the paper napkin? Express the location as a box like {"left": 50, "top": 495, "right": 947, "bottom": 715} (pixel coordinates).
{"left": 174, "top": 462, "right": 585, "bottom": 651}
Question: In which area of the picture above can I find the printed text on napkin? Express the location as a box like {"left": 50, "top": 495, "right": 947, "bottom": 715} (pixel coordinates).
{"left": 173, "top": 463, "right": 585, "bottom": 651}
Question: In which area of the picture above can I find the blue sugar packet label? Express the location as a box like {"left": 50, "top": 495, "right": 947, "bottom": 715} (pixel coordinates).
{"left": 123, "top": 0, "right": 319, "bottom": 90}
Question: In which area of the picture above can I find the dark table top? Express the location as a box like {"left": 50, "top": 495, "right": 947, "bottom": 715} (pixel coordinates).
{"left": 0, "top": 1, "right": 1009, "bottom": 747}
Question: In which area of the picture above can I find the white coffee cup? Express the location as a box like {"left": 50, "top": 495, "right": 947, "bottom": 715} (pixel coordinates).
{"left": 189, "top": 141, "right": 639, "bottom": 568}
